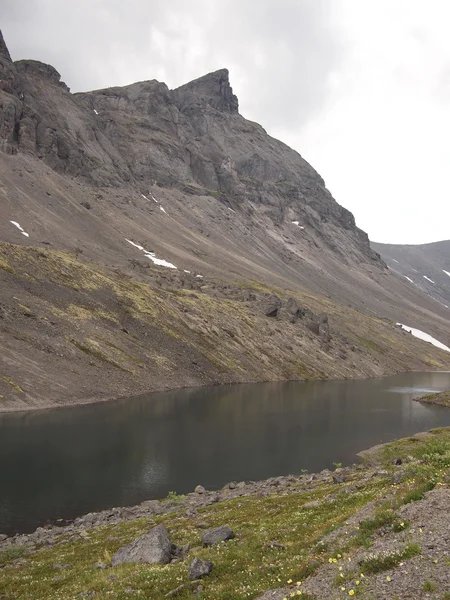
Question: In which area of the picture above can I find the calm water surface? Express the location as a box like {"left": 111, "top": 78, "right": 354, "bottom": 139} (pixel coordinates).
{"left": 1, "top": 371, "right": 450, "bottom": 535}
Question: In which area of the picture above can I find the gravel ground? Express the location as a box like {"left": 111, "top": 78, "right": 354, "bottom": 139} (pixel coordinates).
{"left": 257, "top": 486, "right": 450, "bottom": 600}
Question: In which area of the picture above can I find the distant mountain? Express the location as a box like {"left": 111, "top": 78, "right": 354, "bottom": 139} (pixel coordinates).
{"left": 371, "top": 240, "right": 450, "bottom": 308}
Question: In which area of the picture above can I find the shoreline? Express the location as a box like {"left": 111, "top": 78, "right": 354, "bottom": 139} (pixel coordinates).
{"left": 0, "top": 425, "right": 442, "bottom": 542}
{"left": 1, "top": 366, "right": 446, "bottom": 415}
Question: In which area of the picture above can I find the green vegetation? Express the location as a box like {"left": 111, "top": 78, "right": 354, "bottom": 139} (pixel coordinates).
{"left": 422, "top": 580, "right": 438, "bottom": 592}
{"left": 0, "top": 375, "right": 23, "bottom": 393}
{"left": 163, "top": 491, "right": 187, "bottom": 504}
{"left": 360, "top": 544, "right": 421, "bottom": 574}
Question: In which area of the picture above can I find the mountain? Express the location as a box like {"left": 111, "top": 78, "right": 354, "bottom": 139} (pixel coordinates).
{"left": 0, "top": 30, "right": 449, "bottom": 411}
{"left": 372, "top": 240, "right": 450, "bottom": 308}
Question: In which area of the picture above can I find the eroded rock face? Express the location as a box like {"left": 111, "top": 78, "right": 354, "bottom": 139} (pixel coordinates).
{"left": 111, "top": 524, "right": 171, "bottom": 566}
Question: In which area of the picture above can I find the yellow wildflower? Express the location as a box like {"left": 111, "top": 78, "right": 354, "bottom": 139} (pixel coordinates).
{"left": 337, "top": 554, "right": 342, "bottom": 558}
{"left": 288, "top": 579, "right": 293, "bottom": 584}
{"left": 386, "top": 576, "right": 391, "bottom": 582}
{"left": 296, "top": 581, "right": 302, "bottom": 586}
{"left": 341, "top": 588, "right": 346, "bottom": 592}
{"left": 355, "top": 580, "right": 360, "bottom": 585}
{"left": 349, "top": 591, "right": 355, "bottom": 596}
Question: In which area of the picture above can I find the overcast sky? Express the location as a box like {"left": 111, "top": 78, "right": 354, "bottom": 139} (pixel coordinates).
{"left": 2, "top": 0, "right": 449, "bottom": 244}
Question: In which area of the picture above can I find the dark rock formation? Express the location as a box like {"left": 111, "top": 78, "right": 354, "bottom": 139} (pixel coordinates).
{"left": 111, "top": 524, "right": 171, "bottom": 566}
{"left": 202, "top": 526, "right": 235, "bottom": 546}
{"left": 188, "top": 557, "right": 214, "bottom": 580}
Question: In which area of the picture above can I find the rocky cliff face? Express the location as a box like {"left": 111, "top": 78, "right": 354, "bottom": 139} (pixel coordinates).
{"left": 0, "top": 30, "right": 378, "bottom": 267}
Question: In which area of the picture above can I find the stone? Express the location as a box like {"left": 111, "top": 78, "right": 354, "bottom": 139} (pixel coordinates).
{"left": 202, "top": 526, "right": 235, "bottom": 546}
{"left": 188, "top": 557, "right": 214, "bottom": 580}
{"left": 332, "top": 474, "right": 345, "bottom": 484}
{"left": 52, "top": 563, "right": 72, "bottom": 570}
{"left": 93, "top": 561, "right": 107, "bottom": 569}
{"left": 262, "top": 294, "right": 282, "bottom": 318}
{"left": 111, "top": 524, "right": 171, "bottom": 566}
{"left": 194, "top": 485, "right": 206, "bottom": 494}
{"left": 0, "top": 534, "right": 7, "bottom": 542}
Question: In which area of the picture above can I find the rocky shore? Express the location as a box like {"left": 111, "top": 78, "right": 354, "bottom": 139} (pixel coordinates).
{"left": 1, "top": 428, "right": 450, "bottom": 599}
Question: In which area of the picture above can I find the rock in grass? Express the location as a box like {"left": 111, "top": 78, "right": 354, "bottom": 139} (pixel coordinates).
{"left": 111, "top": 524, "right": 171, "bottom": 566}
{"left": 188, "top": 557, "right": 214, "bottom": 580}
{"left": 202, "top": 525, "right": 235, "bottom": 546}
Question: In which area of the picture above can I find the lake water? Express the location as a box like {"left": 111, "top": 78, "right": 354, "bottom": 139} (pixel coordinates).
{"left": 1, "top": 371, "right": 450, "bottom": 535}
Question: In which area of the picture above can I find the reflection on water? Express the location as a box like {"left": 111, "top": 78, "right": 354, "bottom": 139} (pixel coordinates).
{"left": 1, "top": 371, "right": 450, "bottom": 534}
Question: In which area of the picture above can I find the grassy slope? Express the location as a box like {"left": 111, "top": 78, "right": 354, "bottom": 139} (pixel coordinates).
{"left": 415, "top": 390, "right": 450, "bottom": 407}
{"left": 1, "top": 241, "right": 449, "bottom": 410}
{"left": 1, "top": 429, "right": 450, "bottom": 599}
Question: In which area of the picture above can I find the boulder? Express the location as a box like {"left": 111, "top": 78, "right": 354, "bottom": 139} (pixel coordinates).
{"left": 111, "top": 524, "right": 171, "bottom": 566}
{"left": 194, "top": 485, "right": 206, "bottom": 494}
{"left": 262, "top": 294, "right": 282, "bottom": 318}
{"left": 188, "top": 557, "right": 214, "bottom": 580}
{"left": 202, "top": 525, "right": 235, "bottom": 546}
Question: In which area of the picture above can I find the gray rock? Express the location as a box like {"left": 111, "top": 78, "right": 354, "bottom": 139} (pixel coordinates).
{"left": 0, "top": 534, "right": 7, "bottom": 542}
{"left": 52, "top": 563, "right": 72, "bottom": 570}
{"left": 194, "top": 485, "right": 206, "bottom": 494}
{"left": 111, "top": 524, "right": 171, "bottom": 566}
{"left": 93, "top": 561, "right": 107, "bottom": 570}
{"left": 202, "top": 525, "right": 235, "bottom": 546}
{"left": 263, "top": 294, "right": 282, "bottom": 317}
{"left": 188, "top": 557, "right": 214, "bottom": 580}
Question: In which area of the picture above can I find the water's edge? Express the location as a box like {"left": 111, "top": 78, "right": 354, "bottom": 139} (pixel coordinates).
{"left": 0, "top": 366, "right": 438, "bottom": 415}
{"left": 0, "top": 425, "right": 444, "bottom": 543}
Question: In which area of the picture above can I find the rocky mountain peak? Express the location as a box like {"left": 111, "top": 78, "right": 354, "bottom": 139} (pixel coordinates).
{"left": 175, "top": 68, "right": 239, "bottom": 113}
{"left": 14, "top": 60, "right": 69, "bottom": 91}
{"left": 0, "top": 30, "right": 12, "bottom": 62}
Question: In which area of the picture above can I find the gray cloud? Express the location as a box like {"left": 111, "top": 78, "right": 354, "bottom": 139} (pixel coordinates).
{"left": 1, "top": 0, "right": 345, "bottom": 130}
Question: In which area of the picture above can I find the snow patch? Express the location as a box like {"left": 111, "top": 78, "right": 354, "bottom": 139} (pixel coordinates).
{"left": 184, "top": 270, "right": 191, "bottom": 274}
{"left": 228, "top": 207, "right": 236, "bottom": 213}
{"left": 196, "top": 274, "right": 203, "bottom": 279}
{"left": 443, "top": 270, "right": 450, "bottom": 278}
{"left": 404, "top": 276, "right": 414, "bottom": 284}
{"left": 291, "top": 221, "right": 305, "bottom": 229}
{"left": 141, "top": 194, "right": 149, "bottom": 201}
{"left": 159, "top": 206, "right": 167, "bottom": 214}
{"left": 392, "top": 259, "right": 399, "bottom": 263}
{"left": 149, "top": 192, "right": 158, "bottom": 203}
{"left": 397, "top": 323, "right": 450, "bottom": 352}
{"left": 125, "top": 239, "right": 176, "bottom": 269}
{"left": 10, "top": 221, "right": 29, "bottom": 237}
{"left": 93, "top": 109, "right": 98, "bottom": 115}
{"left": 423, "top": 275, "right": 435, "bottom": 284}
